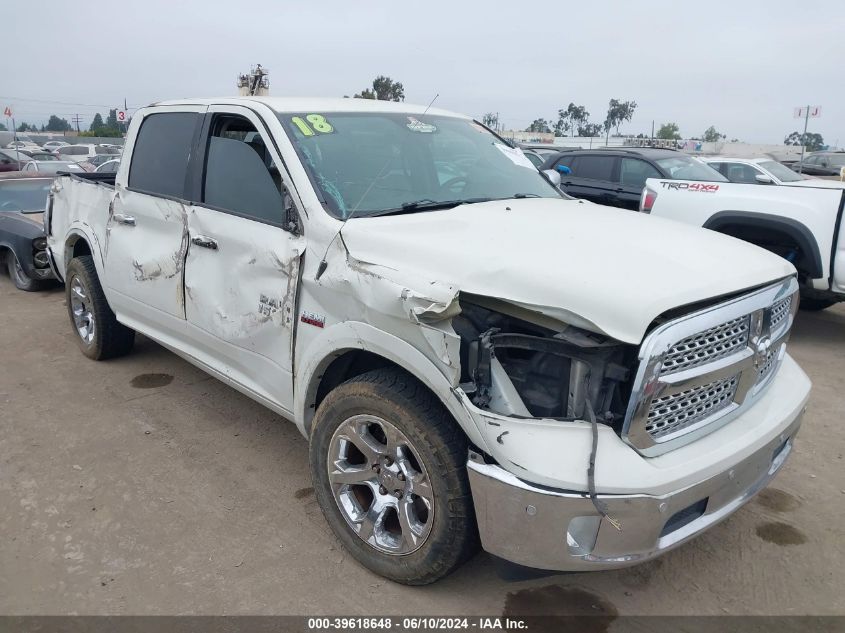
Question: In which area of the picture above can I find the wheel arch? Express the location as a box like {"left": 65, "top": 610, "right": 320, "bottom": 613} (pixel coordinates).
{"left": 64, "top": 231, "right": 93, "bottom": 270}
{"left": 295, "top": 322, "right": 486, "bottom": 451}
{"left": 704, "top": 210, "right": 823, "bottom": 280}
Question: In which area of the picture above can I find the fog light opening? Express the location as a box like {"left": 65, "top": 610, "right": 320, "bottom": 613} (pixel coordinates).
{"left": 566, "top": 515, "right": 602, "bottom": 557}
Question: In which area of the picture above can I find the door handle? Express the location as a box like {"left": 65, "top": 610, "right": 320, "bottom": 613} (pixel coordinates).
{"left": 191, "top": 235, "right": 218, "bottom": 250}
{"left": 113, "top": 213, "right": 135, "bottom": 226}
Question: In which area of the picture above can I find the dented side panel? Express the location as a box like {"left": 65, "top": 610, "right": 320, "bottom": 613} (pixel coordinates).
{"left": 103, "top": 188, "right": 189, "bottom": 321}
{"left": 184, "top": 205, "right": 305, "bottom": 409}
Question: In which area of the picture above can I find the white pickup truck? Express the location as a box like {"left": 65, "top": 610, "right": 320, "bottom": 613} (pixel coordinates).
{"left": 46, "top": 97, "right": 810, "bottom": 585}
{"left": 642, "top": 178, "right": 845, "bottom": 311}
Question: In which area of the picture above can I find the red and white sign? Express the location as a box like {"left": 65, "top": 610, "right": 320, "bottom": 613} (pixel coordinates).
{"left": 116, "top": 110, "right": 127, "bottom": 123}
{"left": 3, "top": 106, "right": 11, "bottom": 118}
{"left": 794, "top": 105, "right": 822, "bottom": 119}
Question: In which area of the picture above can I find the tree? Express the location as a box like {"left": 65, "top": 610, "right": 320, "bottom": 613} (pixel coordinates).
{"left": 525, "top": 118, "right": 552, "bottom": 133}
{"left": 482, "top": 112, "right": 499, "bottom": 130}
{"left": 603, "top": 98, "right": 638, "bottom": 140}
{"left": 16, "top": 122, "right": 37, "bottom": 132}
{"left": 90, "top": 113, "right": 105, "bottom": 132}
{"left": 556, "top": 103, "right": 589, "bottom": 137}
{"left": 354, "top": 75, "right": 404, "bottom": 101}
{"left": 578, "top": 122, "right": 603, "bottom": 137}
{"left": 785, "top": 131, "right": 824, "bottom": 152}
{"left": 702, "top": 126, "right": 726, "bottom": 142}
{"left": 656, "top": 122, "right": 681, "bottom": 140}
{"left": 106, "top": 109, "right": 118, "bottom": 129}
{"left": 45, "top": 115, "right": 72, "bottom": 132}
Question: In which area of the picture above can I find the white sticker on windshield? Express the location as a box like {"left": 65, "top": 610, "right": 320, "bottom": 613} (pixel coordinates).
{"left": 406, "top": 117, "right": 437, "bottom": 133}
{"left": 494, "top": 143, "right": 536, "bottom": 170}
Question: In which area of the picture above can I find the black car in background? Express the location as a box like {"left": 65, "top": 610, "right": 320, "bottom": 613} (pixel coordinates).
{"left": 539, "top": 147, "right": 726, "bottom": 210}
{"left": 0, "top": 173, "right": 56, "bottom": 291}
{"left": 790, "top": 151, "right": 845, "bottom": 177}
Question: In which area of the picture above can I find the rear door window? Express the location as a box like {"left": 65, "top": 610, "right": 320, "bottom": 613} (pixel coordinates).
{"left": 571, "top": 155, "right": 615, "bottom": 181}
{"left": 129, "top": 112, "right": 199, "bottom": 198}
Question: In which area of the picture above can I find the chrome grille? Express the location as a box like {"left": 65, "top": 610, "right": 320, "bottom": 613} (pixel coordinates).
{"left": 661, "top": 316, "right": 750, "bottom": 374}
{"left": 757, "top": 346, "right": 779, "bottom": 386}
{"left": 769, "top": 296, "right": 792, "bottom": 333}
{"left": 646, "top": 375, "right": 739, "bottom": 439}
{"left": 623, "top": 278, "right": 799, "bottom": 456}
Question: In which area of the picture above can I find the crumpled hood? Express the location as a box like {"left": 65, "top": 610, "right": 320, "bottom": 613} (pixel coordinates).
{"left": 340, "top": 198, "right": 794, "bottom": 344}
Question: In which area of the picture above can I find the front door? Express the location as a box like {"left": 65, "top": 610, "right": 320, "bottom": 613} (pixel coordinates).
{"left": 104, "top": 108, "right": 204, "bottom": 324}
{"left": 184, "top": 106, "right": 305, "bottom": 410}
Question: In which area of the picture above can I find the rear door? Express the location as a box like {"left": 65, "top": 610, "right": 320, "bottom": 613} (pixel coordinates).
{"left": 562, "top": 154, "right": 619, "bottom": 206}
{"left": 616, "top": 157, "right": 662, "bottom": 209}
{"left": 183, "top": 105, "right": 306, "bottom": 410}
{"left": 104, "top": 106, "right": 204, "bottom": 327}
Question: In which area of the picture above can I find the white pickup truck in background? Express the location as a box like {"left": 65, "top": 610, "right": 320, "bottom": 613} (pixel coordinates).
{"left": 45, "top": 97, "right": 810, "bottom": 584}
{"left": 642, "top": 179, "right": 845, "bottom": 311}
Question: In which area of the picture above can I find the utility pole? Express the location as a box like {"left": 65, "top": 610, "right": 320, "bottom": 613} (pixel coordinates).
{"left": 72, "top": 114, "right": 82, "bottom": 134}
{"left": 11, "top": 117, "right": 19, "bottom": 164}
{"left": 798, "top": 104, "right": 810, "bottom": 174}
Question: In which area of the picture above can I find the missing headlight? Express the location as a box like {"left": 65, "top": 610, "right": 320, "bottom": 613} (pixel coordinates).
{"left": 456, "top": 299, "right": 634, "bottom": 423}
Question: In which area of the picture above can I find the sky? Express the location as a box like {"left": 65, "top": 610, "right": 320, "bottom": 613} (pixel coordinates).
{"left": 4, "top": 0, "right": 844, "bottom": 145}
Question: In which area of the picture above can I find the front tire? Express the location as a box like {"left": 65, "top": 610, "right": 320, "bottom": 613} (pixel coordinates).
{"left": 7, "top": 251, "right": 44, "bottom": 292}
{"left": 309, "top": 368, "right": 478, "bottom": 585}
{"left": 65, "top": 255, "right": 135, "bottom": 360}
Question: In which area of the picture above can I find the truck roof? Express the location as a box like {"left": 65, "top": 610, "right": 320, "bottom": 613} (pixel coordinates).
{"left": 152, "top": 96, "right": 467, "bottom": 119}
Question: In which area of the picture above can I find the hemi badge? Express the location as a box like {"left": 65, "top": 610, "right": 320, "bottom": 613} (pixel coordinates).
{"left": 300, "top": 311, "right": 325, "bottom": 328}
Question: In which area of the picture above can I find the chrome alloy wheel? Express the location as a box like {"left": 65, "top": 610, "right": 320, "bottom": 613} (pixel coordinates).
{"left": 328, "top": 415, "right": 434, "bottom": 555}
{"left": 70, "top": 275, "right": 95, "bottom": 344}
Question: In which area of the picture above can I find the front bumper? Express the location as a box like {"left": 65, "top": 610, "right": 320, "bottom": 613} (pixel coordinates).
{"left": 467, "top": 404, "right": 804, "bottom": 571}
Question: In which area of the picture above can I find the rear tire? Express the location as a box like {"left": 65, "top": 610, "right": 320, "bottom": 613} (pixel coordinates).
{"left": 7, "top": 251, "right": 45, "bottom": 292}
{"left": 65, "top": 255, "right": 135, "bottom": 360}
{"left": 309, "top": 367, "right": 479, "bottom": 585}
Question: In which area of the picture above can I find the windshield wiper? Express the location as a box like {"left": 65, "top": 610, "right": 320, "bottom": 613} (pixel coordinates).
{"left": 369, "top": 197, "right": 493, "bottom": 217}
{"left": 511, "top": 193, "right": 542, "bottom": 198}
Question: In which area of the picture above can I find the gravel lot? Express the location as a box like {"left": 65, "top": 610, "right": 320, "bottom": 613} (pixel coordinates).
{"left": 1, "top": 273, "right": 843, "bottom": 617}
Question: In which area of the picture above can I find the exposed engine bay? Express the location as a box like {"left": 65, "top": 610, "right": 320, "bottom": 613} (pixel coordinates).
{"left": 453, "top": 297, "right": 636, "bottom": 428}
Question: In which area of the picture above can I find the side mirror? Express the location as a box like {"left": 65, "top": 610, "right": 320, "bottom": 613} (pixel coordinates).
{"left": 555, "top": 165, "right": 572, "bottom": 175}
{"left": 754, "top": 174, "right": 774, "bottom": 184}
{"left": 542, "top": 169, "right": 561, "bottom": 187}
{"left": 0, "top": 158, "right": 10, "bottom": 165}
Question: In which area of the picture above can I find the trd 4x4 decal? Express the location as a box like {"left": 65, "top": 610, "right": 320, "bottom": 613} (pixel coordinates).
{"left": 659, "top": 181, "right": 720, "bottom": 192}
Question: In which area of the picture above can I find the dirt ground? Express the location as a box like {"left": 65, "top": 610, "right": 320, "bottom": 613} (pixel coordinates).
{"left": 1, "top": 274, "right": 843, "bottom": 617}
